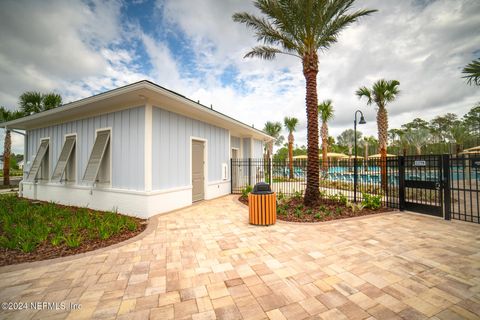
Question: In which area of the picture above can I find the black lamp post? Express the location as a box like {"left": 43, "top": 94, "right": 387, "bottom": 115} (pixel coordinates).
{"left": 354, "top": 110, "right": 366, "bottom": 202}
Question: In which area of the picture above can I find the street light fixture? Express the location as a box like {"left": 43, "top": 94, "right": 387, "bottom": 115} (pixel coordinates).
{"left": 354, "top": 110, "right": 366, "bottom": 202}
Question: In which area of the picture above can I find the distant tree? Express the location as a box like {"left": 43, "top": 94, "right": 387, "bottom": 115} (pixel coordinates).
{"left": 0, "top": 107, "right": 24, "bottom": 185}
{"left": 429, "top": 113, "right": 458, "bottom": 142}
{"left": 263, "top": 121, "right": 284, "bottom": 159}
{"left": 406, "top": 128, "right": 430, "bottom": 155}
{"left": 356, "top": 79, "right": 400, "bottom": 189}
{"left": 283, "top": 117, "right": 298, "bottom": 179}
{"left": 337, "top": 129, "right": 361, "bottom": 156}
{"left": 462, "top": 58, "right": 480, "bottom": 86}
{"left": 19, "top": 91, "right": 62, "bottom": 115}
{"left": 462, "top": 104, "right": 480, "bottom": 136}
{"left": 233, "top": 0, "right": 377, "bottom": 206}
{"left": 318, "top": 100, "right": 334, "bottom": 170}
{"left": 450, "top": 123, "right": 469, "bottom": 154}
{"left": 401, "top": 118, "right": 429, "bottom": 131}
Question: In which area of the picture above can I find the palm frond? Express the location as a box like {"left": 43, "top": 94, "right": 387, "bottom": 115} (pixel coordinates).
{"left": 244, "top": 46, "right": 283, "bottom": 60}
{"left": 318, "top": 99, "right": 334, "bottom": 122}
{"left": 356, "top": 87, "right": 372, "bottom": 105}
{"left": 462, "top": 58, "right": 480, "bottom": 86}
{"left": 283, "top": 116, "right": 299, "bottom": 133}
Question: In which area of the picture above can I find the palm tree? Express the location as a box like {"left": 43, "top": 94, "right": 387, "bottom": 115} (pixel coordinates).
{"left": 356, "top": 79, "right": 400, "bottom": 189}
{"left": 284, "top": 117, "right": 298, "bottom": 179}
{"left": 263, "top": 121, "right": 283, "bottom": 159}
{"left": 19, "top": 91, "right": 62, "bottom": 114}
{"left": 233, "top": 0, "right": 376, "bottom": 205}
{"left": 0, "top": 107, "right": 24, "bottom": 186}
{"left": 462, "top": 58, "right": 480, "bottom": 86}
{"left": 318, "top": 100, "right": 334, "bottom": 171}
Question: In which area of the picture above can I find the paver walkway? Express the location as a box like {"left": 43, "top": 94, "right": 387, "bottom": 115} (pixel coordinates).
{"left": 0, "top": 195, "right": 479, "bottom": 320}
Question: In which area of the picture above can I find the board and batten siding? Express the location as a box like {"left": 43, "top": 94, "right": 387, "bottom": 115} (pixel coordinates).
{"left": 253, "top": 139, "right": 264, "bottom": 158}
{"left": 242, "top": 138, "right": 251, "bottom": 159}
{"left": 152, "top": 106, "right": 229, "bottom": 190}
{"left": 26, "top": 106, "right": 145, "bottom": 190}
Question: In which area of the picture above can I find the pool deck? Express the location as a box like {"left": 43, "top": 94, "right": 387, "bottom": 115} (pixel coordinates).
{"left": 0, "top": 195, "right": 479, "bottom": 319}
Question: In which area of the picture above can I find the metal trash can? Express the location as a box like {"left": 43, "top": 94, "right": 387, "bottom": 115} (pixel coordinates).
{"left": 248, "top": 182, "right": 276, "bottom": 225}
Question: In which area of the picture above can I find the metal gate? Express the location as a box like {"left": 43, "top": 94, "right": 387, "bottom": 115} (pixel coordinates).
{"left": 400, "top": 155, "right": 443, "bottom": 217}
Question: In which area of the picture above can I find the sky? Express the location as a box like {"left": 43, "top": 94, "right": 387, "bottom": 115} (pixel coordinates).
{"left": 0, "top": 0, "right": 479, "bottom": 155}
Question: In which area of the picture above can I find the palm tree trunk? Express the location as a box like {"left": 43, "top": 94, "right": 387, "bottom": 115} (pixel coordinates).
{"left": 3, "top": 129, "right": 11, "bottom": 186}
{"left": 321, "top": 123, "right": 328, "bottom": 171}
{"left": 288, "top": 133, "right": 294, "bottom": 179}
{"left": 303, "top": 53, "right": 320, "bottom": 206}
{"left": 377, "top": 106, "right": 388, "bottom": 191}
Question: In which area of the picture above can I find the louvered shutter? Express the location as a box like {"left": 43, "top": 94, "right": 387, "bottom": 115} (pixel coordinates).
{"left": 26, "top": 139, "right": 49, "bottom": 181}
{"left": 82, "top": 130, "right": 110, "bottom": 184}
{"left": 51, "top": 136, "right": 76, "bottom": 182}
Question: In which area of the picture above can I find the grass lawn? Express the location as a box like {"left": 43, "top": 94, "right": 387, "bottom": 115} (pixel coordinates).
{"left": 0, "top": 194, "right": 146, "bottom": 266}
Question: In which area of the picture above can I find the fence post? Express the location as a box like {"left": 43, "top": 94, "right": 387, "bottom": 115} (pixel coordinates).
{"left": 230, "top": 158, "right": 233, "bottom": 194}
{"left": 248, "top": 158, "right": 251, "bottom": 186}
{"left": 398, "top": 156, "right": 405, "bottom": 211}
{"left": 353, "top": 157, "right": 358, "bottom": 202}
{"left": 268, "top": 157, "right": 272, "bottom": 185}
{"left": 442, "top": 154, "right": 451, "bottom": 220}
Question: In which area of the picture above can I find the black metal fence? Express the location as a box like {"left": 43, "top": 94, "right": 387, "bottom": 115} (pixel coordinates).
{"left": 231, "top": 154, "right": 480, "bottom": 224}
{"left": 231, "top": 157, "right": 399, "bottom": 207}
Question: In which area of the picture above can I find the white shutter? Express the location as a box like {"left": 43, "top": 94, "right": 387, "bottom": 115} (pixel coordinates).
{"left": 51, "top": 136, "right": 76, "bottom": 182}
{"left": 26, "top": 139, "right": 49, "bottom": 182}
{"left": 82, "top": 130, "right": 110, "bottom": 184}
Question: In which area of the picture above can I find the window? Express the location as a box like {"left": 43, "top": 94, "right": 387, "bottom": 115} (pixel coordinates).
{"left": 26, "top": 139, "right": 49, "bottom": 182}
{"left": 51, "top": 135, "right": 76, "bottom": 183}
{"left": 83, "top": 129, "right": 111, "bottom": 185}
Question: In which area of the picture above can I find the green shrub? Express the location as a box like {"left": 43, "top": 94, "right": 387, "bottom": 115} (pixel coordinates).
{"left": 277, "top": 205, "right": 287, "bottom": 216}
{"left": 292, "top": 190, "right": 303, "bottom": 200}
{"left": 63, "top": 233, "right": 82, "bottom": 248}
{"left": 294, "top": 208, "right": 303, "bottom": 218}
{"left": 314, "top": 213, "right": 323, "bottom": 220}
{"left": 346, "top": 201, "right": 365, "bottom": 213}
{"left": 362, "top": 193, "right": 382, "bottom": 209}
{"left": 241, "top": 185, "right": 253, "bottom": 198}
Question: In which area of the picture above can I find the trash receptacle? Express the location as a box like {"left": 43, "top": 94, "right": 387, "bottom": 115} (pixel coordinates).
{"left": 248, "top": 182, "right": 276, "bottom": 225}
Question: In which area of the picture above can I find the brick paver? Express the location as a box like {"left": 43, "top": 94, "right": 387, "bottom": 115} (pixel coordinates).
{"left": 0, "top": 195, "right": 479, "bottom": 319}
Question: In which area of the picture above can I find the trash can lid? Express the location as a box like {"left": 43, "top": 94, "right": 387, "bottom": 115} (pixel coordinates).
{"left": 252, "top": 182, "right": 273, "bottom": 194}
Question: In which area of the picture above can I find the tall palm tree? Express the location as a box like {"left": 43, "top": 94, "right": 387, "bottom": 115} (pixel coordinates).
{"left": 356, "top": 79, "right": 400, "bottom": 189}
{"left": 233, "top": 0, "right": 376, "bottom": 205}
{"left": 462, "top": 58, "right": 480, "bottom": 86}
{"left": 283, "top": 117, "right": 298, "bottom": 179}
{"left": 318, "top": 100, "right": 334, "bottom": 171}
{"left": 0, "top": 107, "right": 24, "bottom": 186}
{"left": 19, "top": 91, "right": 62, "bottom": 114}
{"left": 263, "top": 121, "right": 283, "bottom": 159}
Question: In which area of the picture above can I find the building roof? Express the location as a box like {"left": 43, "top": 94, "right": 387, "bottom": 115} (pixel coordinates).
{"left": 1, "top": 80, "right": 273, "bottom": 142}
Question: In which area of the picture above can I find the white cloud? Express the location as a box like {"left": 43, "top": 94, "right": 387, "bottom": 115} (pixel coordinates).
{"left": 0, "top": 0, "right": 479, "bottom": 158}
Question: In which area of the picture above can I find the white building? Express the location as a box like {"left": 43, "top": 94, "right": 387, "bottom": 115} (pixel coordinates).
{"left": 1, "top": 81, "right": 270, "bottom": 217}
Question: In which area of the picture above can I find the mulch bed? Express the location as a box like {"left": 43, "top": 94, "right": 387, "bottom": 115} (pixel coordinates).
{"left": 0, "top": 224, "right": 146, "bottom": 267}
{"left": 239, "top": 195, "right": 391, "bottom": 223}
{"left": 0, "top": 198, "right": 147, "bottom": 267}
